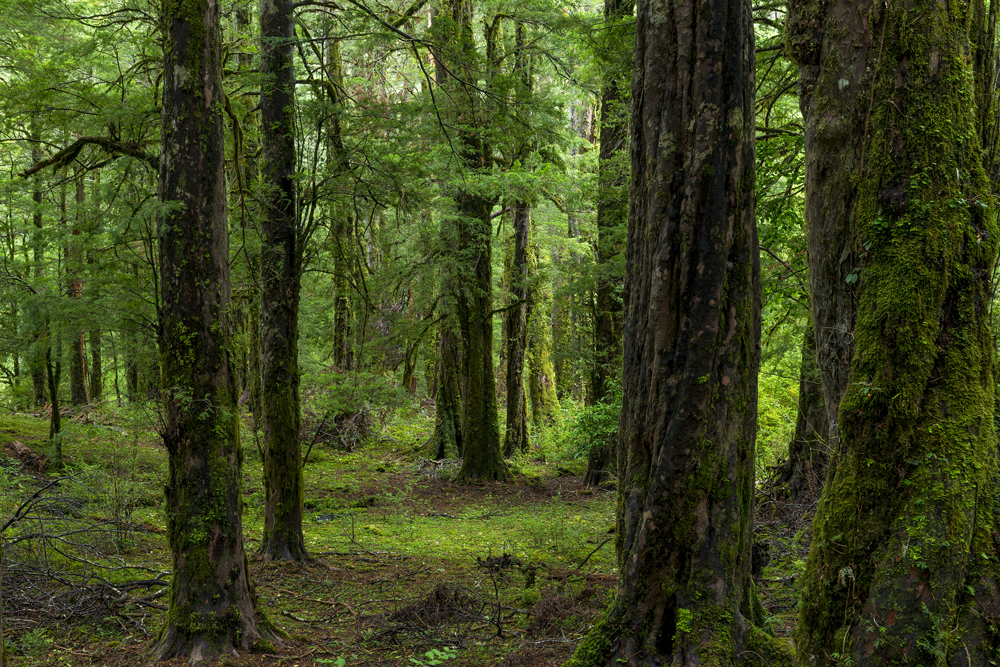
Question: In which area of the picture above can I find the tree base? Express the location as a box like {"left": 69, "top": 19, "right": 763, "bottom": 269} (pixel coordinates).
{"left": 152, "top": 620, "right": 283, "bottom": 666}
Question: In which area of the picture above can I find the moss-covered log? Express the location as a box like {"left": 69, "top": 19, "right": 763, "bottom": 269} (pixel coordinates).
{"left": 794, "top": 1, "right": 1000, "bottom": 664}
{"left": 258, "top": 0, "right": 309, "bottom": 563}
{"left": 564, "top": 0, "right": 790, "bottom": 662}
{"left": 153, "top": 0, "right": 279, "bottom": 657}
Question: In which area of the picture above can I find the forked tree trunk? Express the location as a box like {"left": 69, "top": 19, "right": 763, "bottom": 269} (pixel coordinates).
{"left": 153, "top": 0, "right": 279, "bottom": 656}
{"left": 566, "top": 0, "right": 789, "bottom": 662}
{"left": 794, "top": 2, "right": 1000, "bottom": 664}
{"left": 259, "top": 0, "right": 308, "bottom": 563}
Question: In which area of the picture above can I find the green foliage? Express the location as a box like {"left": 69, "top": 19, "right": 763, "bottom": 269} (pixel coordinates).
{"left": 409, "top": 647, "right": 457, "bottom": 666}
{"left": 560, "top": 379, "right": 621, "bottom": 461}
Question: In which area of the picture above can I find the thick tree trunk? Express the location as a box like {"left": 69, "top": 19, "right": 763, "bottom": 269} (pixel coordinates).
{"left": 566, "top": 0, "right": 788, "bottom": 662}
{"left": 153, "top": 0, "right": 278, "bottom": 657}
{"left": 258, "top": 0, "right": 308, "bottom": 562}
{"left": 773, "top": 322, "right": 827, "bottom": 501}
{"left": 585, "top": 0, "right": 632, "bottom": 487}
{"left": 794, "top": 2, "right": 1000, "bottom": 665}
{"left": 503, "top": 201, "right": 530, "bottom": 457}
{"left": 786, "top": 0, "right": 869, "bottom": 458}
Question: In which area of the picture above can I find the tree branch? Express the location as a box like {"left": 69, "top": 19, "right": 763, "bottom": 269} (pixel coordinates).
{"left": 20, "top": 137, "right": 157, "bottom": 178}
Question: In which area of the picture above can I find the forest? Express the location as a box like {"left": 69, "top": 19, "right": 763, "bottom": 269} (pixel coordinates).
{"left": 0, "top": 0, "right": 992, "bottom": 663}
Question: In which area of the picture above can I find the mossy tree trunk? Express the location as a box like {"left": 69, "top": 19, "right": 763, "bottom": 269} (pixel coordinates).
{"left": 259, "top": 0, "right": 309, "bottom": 563}
{"left": 794, "top": 2, "right": 1000, "bottom": 665}
{"left": 433, "top": 0, "right": 507, "bottom": 482}
{"left": 29, "top": 137, "right": 46, "bottom": 408}
{"left": 68, "top": 167, "right": 88, "bottom": 406}
{"left": 45, "top": 332, "right": 62, "bottom": 468}
{"left": 153, "top": 0, "right": 279, "bottom": 657}
{"left": 327, "top": 34, "right": 354, "bottom": 372}
{"left": 786, "top": 0, "right": 869, "bottom": 458}
{"left": 428, "top": 326, "right": 463, "bottom": 459}
{"left": 527, "top": 248, "right": 562, "bottom": 431}
{"left": 503, "top": 201, "right": 530, "bottom": 457}
{"left": 585, "top": 0, "right": 632, "bottom": 487}
{"left": 89, "top": 329, "right": 101, "bottom": 403}
{"left": 773, "top": 321, "right": 827, "bottom": 501}
{"left": 565, "top": 0, "right": 789, "bottom": 662}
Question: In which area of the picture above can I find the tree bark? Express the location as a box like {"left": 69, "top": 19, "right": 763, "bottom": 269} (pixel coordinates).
{"left": 528, "top": 248, "right": 562, "bottom": 430}
{"left": 794, "top": 1, "right": 1000, "bottom": 664}
{"left": 259, "top": 0, "right": 308, "bottom": 562}
{"left": 153, "top": 0, "right": 279, "bottom": 656}
{"left": 565, "top": 0, "right": 789, "bottom": 661}
{"left": 786, "top": 0, "right": 869, "bottom": 459}
{"left": 503, "top": 201, "right": 530, "bottom": 457}
{"left": 89, "top": 329, "right": 102, "bottom": 403}
{"left": 428, "top": 327, "right": 462, "bottom": 459}
{"left": 29, "top": 138, "right": 46, "bottom": 409}
{"left": 68, "top": 168, "right": 88, "bottom": 406}
{"left": 45, "top": 334, "right": 62, "bottom": 469}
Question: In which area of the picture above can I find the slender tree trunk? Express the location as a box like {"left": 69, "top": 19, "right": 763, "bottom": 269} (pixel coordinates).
{"left": 565, "top": 0, "right": 788, "bottom": 661}
{"left": 89, "top": 329, "right": 101, "bottom": 403}
{"left": 585, "top": 0, "right": 633, "bottom": 487}
{"left": 68, "top": 167, "right": 87, "bottom": 406}
{"left": 794, "top": 2, "right": 1000, "bottom": 664}
{"left": 504, "top": 201, "right": 530, "bottom": 457}
{"left": 259, "top": 0, "right": 308, "bottom": 562}
{"left": 528, "top": 248, "right": 562, "bottom": 430}
{"left": 46, "top": 333, "right": 62, "bottom": 469}
{"left": 786, "top": 0, "right": 868, "bottom": 459}
{"left": 327, "top": 35, "right": 354, "bottom": 372}
{"left": 773, "top": 321, "right": 827, "bottom": 501}
{"left": 152, "top": 0, "right": 279, "bottom": 655}
{"left": 29, "top": 139, "right": 46, "bottom": 408}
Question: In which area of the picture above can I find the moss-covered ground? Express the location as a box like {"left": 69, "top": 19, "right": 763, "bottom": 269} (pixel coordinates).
{"left": 0, "top": 404, "right": 621, "bottom": 667}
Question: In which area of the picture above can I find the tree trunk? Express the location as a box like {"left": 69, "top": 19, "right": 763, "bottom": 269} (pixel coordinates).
{"left": 794, "top": 2, "right": 1000, "bottom": 664}
{"left": 504, "top": 201, "right": 530, "bottom": 457}
{"left": 432, "top": 0, "right": 507, "bottom": 482}
{"left": 68, "top": 168, "right": 88, "bottom": 406}
{"left": 327, "top": 34, "right": 354, "bottom": 372}
{"left": 258, "top": 0, "right": 308, "bottom": 562}
{"left": 89, "top": 329, "right": 102, "bottom": 403}
{"left": 565, "top": 0, "right": 788, "bottom": 661}
{"left": 528, "top": 248, "right": 562, "bottom": 430}
{"left": 153, "top": 0, "right": 279, "bottom": 656}
{"left": 46, "top": 334, "right": 62, "bottom": 469}
{"left": 29, "top": 139, "right": 46, "bottom": 409}
{"left": 585, "top": 0, "right": 633, "bottom": 487}
{"left": 786, "top": 0, "right": 868, "bottom": 458}
{"left": 428, "top": 327, "right": 462, "bottom": 459}
{"left": 773, "top": 321, "right": 827, "bottom": 501}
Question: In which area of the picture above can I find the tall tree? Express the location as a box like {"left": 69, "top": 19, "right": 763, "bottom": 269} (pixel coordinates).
{"left": 565, "top": 0, "right": 790, "bottom": 661}
{"left": 786, "top": 0, "right": 867, "bottom": 456}
{"left": 259, "top": 0, "right": 309, "bottom": 562}
{"left": 793, "top": 1, "right": 1000, "bottom": 663}
{"left": 433, "top": 0, "right": 507, "bottom": 482}
{"left": 152, "top": 0, "right": 280, "bottom": 656}
{"left": 584, "top": 0, "right": 633, "bottom": 487}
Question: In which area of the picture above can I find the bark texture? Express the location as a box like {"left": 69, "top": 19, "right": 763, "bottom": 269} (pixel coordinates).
{"left": 259, "top": 0, "right": 308, "bottom": 563}
{"left": 786, "top": 0, "right": 869, "bottom": 456}
{"left": 428, "top": 328, "right": 462, "bottom": 459}
{"left": 565, "top": 0, "right": 789, "bottom": 662}
{"left": 153, "top": 0, "right": 278, "bottom": 658}
{"left": 794, "top": 2, "right": 1000, "bottom": 665}
{"left": 527, "top": 249, "right": 562, "bottom": 430}
{"left": 503, "top": 202, "right": 530, "bottom": 457}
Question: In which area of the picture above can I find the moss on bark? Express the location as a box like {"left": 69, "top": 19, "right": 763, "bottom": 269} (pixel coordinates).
{"left": 794, "top": 1, "right": 1000, "bottom": 664}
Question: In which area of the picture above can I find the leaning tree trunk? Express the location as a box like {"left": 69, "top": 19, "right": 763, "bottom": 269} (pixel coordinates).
{"left": 773, "top": 321, "right": 827, "bottom": 501}
{"left": 565, "top": 0, "right": 789, "bottom": 662}
{"left": 794, "top": 2, "right": 1000, "bottom": 665}
{"left": 258, "top": 0, "right": 308, "bottom": 563}
{"left": 584, "top": 0, "right": 633, "bottom": 487}
{"left": 786, "top": 0, "right": 869, "bottom": 460}
{"left": 152, "top": 0, "right": 279, "bottom": 656}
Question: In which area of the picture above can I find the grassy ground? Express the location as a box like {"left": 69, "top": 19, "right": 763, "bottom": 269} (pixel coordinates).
{"left": 0, "top": 404, "right": 620, "bottom": 667}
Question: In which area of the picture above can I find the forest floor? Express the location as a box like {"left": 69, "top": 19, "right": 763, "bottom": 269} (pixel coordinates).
{"left": 0, "top": 403, "right": 810, "bottom": 667}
